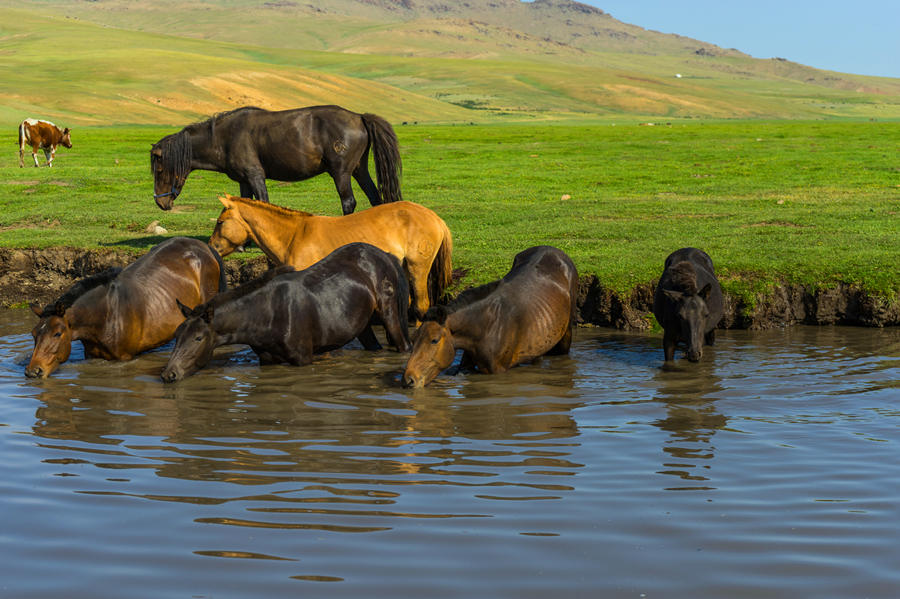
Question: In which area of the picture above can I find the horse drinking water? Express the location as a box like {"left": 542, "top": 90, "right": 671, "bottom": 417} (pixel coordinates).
{"left": 26, "top": 237, "right": 226, "bottom": 378}
{"left": 208, "top": 194, "right": 452, "bottom": 320}
{"left": 652, "top": 247, "right": 724, "bottom": 362}
{"left": 150, "top": 105, "right": 402, "bottom": 214}
{"left": 160, "top": 243, "right": 412, "bottom": 382}
{"left": 402, "top": 246, "right": 578, "bottom": 388}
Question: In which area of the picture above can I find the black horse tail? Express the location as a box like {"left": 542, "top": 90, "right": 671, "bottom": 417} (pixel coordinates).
{"left": 427, "top": 218, "right": 454, "bottom": 308}
{"left": 388, "top": 253, "right": 412, "bottom": 346}
{"left": 361, "top": 113, "right": 402, "bottom": 204}
{"left": 209, "top": 246, "right": 228, "bottom": 293}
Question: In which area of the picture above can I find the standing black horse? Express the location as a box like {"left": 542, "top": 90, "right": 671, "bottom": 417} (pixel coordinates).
{"left": 653, "top": 247, "right": 724, "bottom": 363}
{"left": 151, "top": 105, "right": 402, "bottom": 215}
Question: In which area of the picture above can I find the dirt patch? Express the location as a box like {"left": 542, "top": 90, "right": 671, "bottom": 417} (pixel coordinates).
{"left": 1, "top": 247, "right": 897, "bottom": 329}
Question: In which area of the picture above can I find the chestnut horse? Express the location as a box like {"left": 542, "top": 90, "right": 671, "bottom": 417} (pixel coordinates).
{"left": 26, "top": 237, "right": 226, "bottom": 378}
{"left": 151, "top": 105, "right": 402, "bottom": 214}
{"left": 402, "top": 246, "right": 578, "bottom": 388}
{"left": 208, "top": 194, "right": 453, "bottom": 319}
{"left": 160, "top": 243, "right": 412, "bottom": 382}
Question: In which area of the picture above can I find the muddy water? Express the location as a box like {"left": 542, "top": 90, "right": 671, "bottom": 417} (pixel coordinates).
{"left": 0, "top": 308, "right": 898, "bottom": 598}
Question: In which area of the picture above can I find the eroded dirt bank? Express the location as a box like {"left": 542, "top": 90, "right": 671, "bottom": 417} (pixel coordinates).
{"left": 2, "top": 248, "right": 897, "bottom": 329}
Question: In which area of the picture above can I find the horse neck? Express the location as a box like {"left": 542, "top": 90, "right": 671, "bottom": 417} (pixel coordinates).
{"left": 65, "top": 287, "right": 113, "bottom": 343}
{"left": 186, "top": 125, "right": 221, "bottom": 171}
{"left": 210, "top": 293, "right": 271, "bottom": 347}
{"left": 445, "top": 306, "right": 485, "bottom": 353}
{"left": 237, "top": 204, "right": 305, "bottom": 265}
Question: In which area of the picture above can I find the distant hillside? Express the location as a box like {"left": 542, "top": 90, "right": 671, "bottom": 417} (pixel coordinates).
{"left": 1, "top": 0, "right": 899, "bottom": 125}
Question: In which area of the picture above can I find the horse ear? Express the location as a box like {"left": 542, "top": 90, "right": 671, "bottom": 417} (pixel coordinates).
{"left": 176, "top": 299, "right": 193, "bottom": 318}
{"left": 424, "top": 305, "right": 449, "bottom": 325}
{"left": 53, "top": 302, "right": 67, "bottom": 317}
{"left": 663, "top": 289, "right": 683, "bottom": 303}
{"left": 30, "top": 303, "right": 43, "bottom": 317}
{"left": 202, "top": 304, "right": 215, "bottom": 323}
{"left": 698, "top": 283, "right": 713, "bottom": 301}
{"left": 218, "top": 194, "right": 231, "bottom": 206}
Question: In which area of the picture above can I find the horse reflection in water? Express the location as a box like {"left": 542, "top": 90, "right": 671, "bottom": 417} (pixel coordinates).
{"left": 26, "top": 237, "right": 226, "bottom": 378}
{"left": 403, "top": 246, "right": 578, "bottom": 388}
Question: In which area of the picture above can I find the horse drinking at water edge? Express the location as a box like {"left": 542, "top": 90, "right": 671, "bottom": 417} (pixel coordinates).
{"left": 161, "top": 243, "right": 412, "bottom": 382}
{"left": 26, "top": 237, "right": 226, "bottom": 378}
{"left": 208, "top": 194, "right": 452, "bottom": 320}
{"left": 151, "top": 105, "right": 402, "bottom": 214}
{"left": 652, "top": 247, "right": 724, "bottom": 363}
{"left": 402, "top": 245, "right": 578, "bottom": 388}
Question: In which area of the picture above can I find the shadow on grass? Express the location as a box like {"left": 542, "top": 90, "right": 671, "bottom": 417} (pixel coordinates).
{"left": 100, "top": 235, "right": 210, "bottom": 249}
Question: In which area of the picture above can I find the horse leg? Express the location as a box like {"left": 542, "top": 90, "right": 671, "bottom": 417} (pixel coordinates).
{"left": 352, "top": 159, "right": 381, "bottom": 207}
{"left": 548, "top": 326, "right": 573, "bottom": 355}
{"left": 31, "top": 150, "right": 40, "bottom": 168}
{"left": 663, "top": 329, "right": 677, "bottom": 362}
{"left": 705, "top": 329, "right": 716, "bottom": 346}
{"left": 246, "top": 174, "right": 269, "bottom": 203}
{"left": 332, "top": 171, "right": 357, "bottom": 215}
{"left": 45, "top": 148, "right": 54, "bottom": 168}
{"left": 406, "top": 263, "right": 431, "bottom": 321}
{"left": 357, "top": 324, "right": 382, "bottom": 351}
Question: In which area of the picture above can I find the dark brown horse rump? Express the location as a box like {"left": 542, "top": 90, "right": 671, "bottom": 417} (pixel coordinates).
{"left": 151, "top": 105, "right": 402, "bottom": 214}
{"left": 402, "top": 245, "right": 578, "bottom": 388}
{"left": 652, "top": 247, "right": 724, "bottom": 362}
{"left": 161, "top": 242, "right": 412, "bottom": 382}
{"left": 26, "top": 237, "right": 226, "bottom": 378}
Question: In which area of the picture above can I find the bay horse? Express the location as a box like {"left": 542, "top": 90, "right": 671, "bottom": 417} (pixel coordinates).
{"left": 402, "top": 246, "right": 578, "bottom": 388}
{"left": 160, "top": 243, "right": 412, "bottom": 382}
{"left": 652, "top": 247, "right": 724, "bottom": 362}
{"left": 208, "top": 194, "right": 453, "bottom": 319}
{"left": 26, "top": 237, "right": 226, "bottom": 378}
{"left": 150, "top": 105, "right": 402, "bottom": 214}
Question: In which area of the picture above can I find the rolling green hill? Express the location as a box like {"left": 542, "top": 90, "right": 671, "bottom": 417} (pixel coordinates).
{"left": 2, "top": 1, "right": 899, "bottom": 125}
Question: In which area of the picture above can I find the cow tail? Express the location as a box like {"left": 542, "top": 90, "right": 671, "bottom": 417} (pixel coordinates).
{"left": 361, "top": 113, "right": 402, "bottom": 203}
{"left": 18, "top": 123, "right": 26, "bottom": 167}
{"left": 428, "top": 218, "right": 454, "bottom": 307}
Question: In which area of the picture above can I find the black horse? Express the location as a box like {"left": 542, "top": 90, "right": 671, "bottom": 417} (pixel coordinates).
{"left": 151, "top": 105, "right": 402, "bottom": 215}
{"left": 652, "top": 247, "right": 724, "bottom": 363}
{"left": 160, "top": 243, "right": 412, "bottom": 382}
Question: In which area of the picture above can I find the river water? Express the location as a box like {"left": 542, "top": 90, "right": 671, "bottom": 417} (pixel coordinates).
{"left": 0, "top": 308, "right": 898, "bottom": 598}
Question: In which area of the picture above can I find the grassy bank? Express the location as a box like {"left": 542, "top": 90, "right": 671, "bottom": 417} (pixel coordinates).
{"left": 1, "top": 120, "right": 898, "bottom": 304}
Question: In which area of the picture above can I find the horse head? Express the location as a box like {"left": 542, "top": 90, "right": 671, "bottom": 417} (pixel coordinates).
{"left": 60, "top": 128, "right": 73, "bottom": 149}
{"left": 208, "top": 195, "right": 251, "bottom": 256}
{"left": 161, "top": 300, "right": 217, "bottom": 383}
{"left": 402, "top": 306, "right": 456, "bottom": 388}
{"left": 150, "top": 132, "right": 191, "bottom": 210}
{"left": 663, "top": 283, "right": 712, "bottom": 362}
{"left": 26, "top": 302, "right": 74, "bottom": 378}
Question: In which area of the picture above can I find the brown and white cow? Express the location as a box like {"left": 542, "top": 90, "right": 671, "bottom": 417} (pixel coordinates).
{"left": 18, "top": 119, "right": 72, "bottom": 168}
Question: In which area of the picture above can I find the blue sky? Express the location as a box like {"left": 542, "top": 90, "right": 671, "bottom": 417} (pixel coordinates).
{"left": 584, "top": 0, "right": 900, "bottom": 78}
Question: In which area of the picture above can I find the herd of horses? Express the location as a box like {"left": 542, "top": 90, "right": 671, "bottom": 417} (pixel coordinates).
{"left": 23, "top": 105, "right": 724, "bottom": 387}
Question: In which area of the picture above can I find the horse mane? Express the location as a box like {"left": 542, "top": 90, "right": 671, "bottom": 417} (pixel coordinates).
{"left": 41, "top": 267, "right": 122, "bottom": 316}
{"left": 666, "top": 261, "right": 699, "bottom": 294}
{"left": 152, "top": 129, "right": 192, "bottom": 181}
{"left": 226, "top": 194, "right": 313, "bottom": 218}
{"left": 197, "top": 265, "right": 295, "bottom": 313}
{"left": 422, "top": 279, "right": 502, "bottom": 323}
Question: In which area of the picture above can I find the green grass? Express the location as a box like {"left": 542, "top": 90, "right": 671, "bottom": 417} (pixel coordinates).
{"left": 1, "top": 120, "right": 898, "bottom": 304}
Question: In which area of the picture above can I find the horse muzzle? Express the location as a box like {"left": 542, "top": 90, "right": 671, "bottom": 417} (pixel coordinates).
{"left": 25, "top": 364, "right": 50, "bottom": 379}
{"left": 160, "top": 366, "right": 184, "bottom": 383}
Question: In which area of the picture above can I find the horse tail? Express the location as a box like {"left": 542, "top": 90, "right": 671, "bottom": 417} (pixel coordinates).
{"left": 361, "top": 113, "right": 402, "bottom": 204}
{"left": 18, "top": 122, "right": 26, "bottom": 167}
{"left": 388, "top": 252, "right": 412, "bottom": 339}
{"left": 427, "top": 217, "right": 454, "bottom": 307}
{"left": 209, "top": 246, "right": 228, "bottom": 293}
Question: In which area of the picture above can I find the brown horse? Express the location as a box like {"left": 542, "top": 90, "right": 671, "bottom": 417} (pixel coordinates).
{"left": 208, "top": 194, "right": 453, "bottom": 319}
{"left": 26, "top": 237, "right": 226, "bottom": 378}
{"left": 402, "top": 246, "right": 578, "bottom": 388}
{"left": 150, "top": 105, "right": 402, "bottom": 215}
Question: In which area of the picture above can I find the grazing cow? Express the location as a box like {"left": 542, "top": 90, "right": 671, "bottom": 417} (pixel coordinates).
{"left": 18, "top": 119, "right": 72, "bottom": 168}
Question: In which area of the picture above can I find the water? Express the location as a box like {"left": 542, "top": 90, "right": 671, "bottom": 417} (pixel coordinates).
{"left": 0, "top": 308, "right": 898, "bottom": 598}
